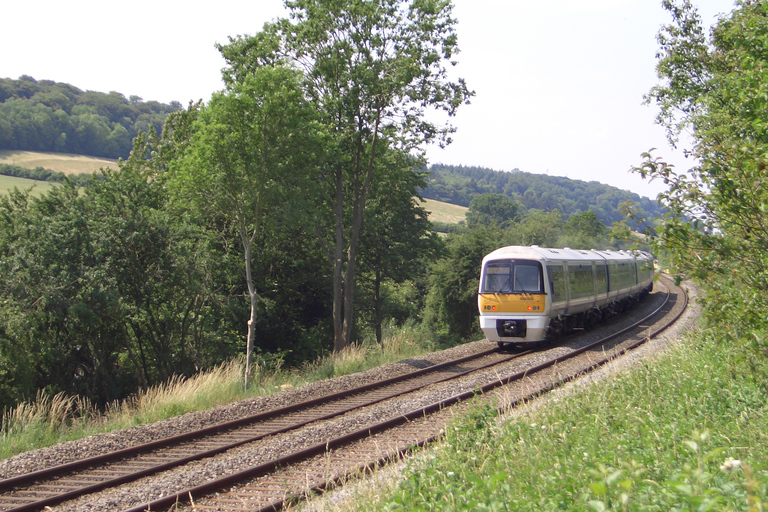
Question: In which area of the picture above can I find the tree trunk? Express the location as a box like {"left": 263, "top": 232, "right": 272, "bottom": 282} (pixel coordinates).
{"left": 243, "top": 238, "right": 258, "bottom": 390}
{"left": 332, "top": 164, "right": 346, "bottom": 352}
{"left": 375, "top": 267, "right": 382, "bottom": 345}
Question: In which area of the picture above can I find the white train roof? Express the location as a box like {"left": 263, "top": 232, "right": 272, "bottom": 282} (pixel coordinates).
{"left": 482, "top": 246, "right": 652, "bottom": 265}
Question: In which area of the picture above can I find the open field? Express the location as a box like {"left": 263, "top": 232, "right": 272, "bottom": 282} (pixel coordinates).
{"left": 0, "top": 150, "right": 116, "bottom": 175}
{"left": 422, "top": 197, "right": 467, "bottom": 224}
{"left": 0, "top": 175, "right": 56, "bottom": 197}
{"left": 0, "top": 152, "right": 468, "bottom": 223}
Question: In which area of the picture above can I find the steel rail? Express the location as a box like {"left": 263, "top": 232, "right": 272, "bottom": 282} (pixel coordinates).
{"left": 127, "top": 278, "right": 684, "bottom": 512}
{"left": 1, "top": 348, "right": 532, "bottom": 512}
{"left": 0, "top": 346, "right": 502, "bottom": 493}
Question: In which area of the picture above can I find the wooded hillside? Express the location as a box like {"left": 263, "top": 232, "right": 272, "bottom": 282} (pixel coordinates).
{"left": 0, "top": 76, "right": 181, "bottom": 159}
{"left": 422, "top": 164, "right": 665, "bottom": 226}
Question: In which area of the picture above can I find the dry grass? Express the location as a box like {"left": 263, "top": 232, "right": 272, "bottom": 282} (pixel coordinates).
{"left": 0, "top": 150, "right": 116, "bottom": 175}
{"left": 1, "top": 391, "right": 98, "bottom": 437}
{"left": 113, "top": 358, "right": 246, "bottom": 425}
{"left": 421, "top": 198, "right": 467, "bottom": 224}
{"left": 0, "top": 325, "right": 435, "bottom": 460}
{"left": 0, "top": 359, "right": 247, "bottom": 458}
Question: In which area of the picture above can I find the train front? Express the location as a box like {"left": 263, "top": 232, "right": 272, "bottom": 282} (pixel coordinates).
{"left": 477, "top": 253, "right": 550, "bottom": 344}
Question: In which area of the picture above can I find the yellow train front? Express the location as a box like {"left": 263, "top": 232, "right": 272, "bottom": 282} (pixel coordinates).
{"left": 478, "top": 246, "right": 654, "bottom": 346}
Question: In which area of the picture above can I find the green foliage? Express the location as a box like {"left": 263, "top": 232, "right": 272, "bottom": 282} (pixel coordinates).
{"left": 0, "top": 76, "right": 180, "bottom": 159}
{"left": 634, "top": 0, "right": 768, "bottom": 372}
{"left": 357, "top": 152, "right": 443, "bottom": 343}
{"left": 170, "top": 67, "right": 326, "bottom": 387}
{"left": 423, "top": 164, "right": 665, "bottom": 227}
{"left": 466, "top": 193, "right": 521, "bottom": 228}
{"left": 560, "top": 210, "right": 610, "bottom": 250}
{"left": 0, "top": 130, "right": 237, "bottom": 407}
{"left": 365, "top": 332, "right": 768, "bottom": 512}
{"left": 219, "top": 0, "right": 472, "bottom": 352}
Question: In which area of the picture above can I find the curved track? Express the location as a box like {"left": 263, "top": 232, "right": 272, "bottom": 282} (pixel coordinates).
{"left": 0, "top": 277, "right": 687, "bottom": 512}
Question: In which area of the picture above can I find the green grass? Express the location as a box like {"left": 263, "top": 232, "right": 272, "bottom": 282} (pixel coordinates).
{"left": 0, "top": 174, "right": 56, "bottom": 197}
{"left": 0, "top": 149, "right": 115, "bottom": 197}
{"left": 324, "top": 331, "right": 768, "bottom": 511}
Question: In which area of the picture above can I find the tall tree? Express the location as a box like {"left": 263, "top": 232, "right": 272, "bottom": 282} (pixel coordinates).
{"left": 173, "top": 66, "right": 320, "bottom": 388}
{"left": 358, "top": 151, "right": 441, "bottom": 344}
{"left": 219, "top": 0, "right": 472, "bottom": 351}
{"left": 635, "top": 0, "right": 768, "bottom": 354}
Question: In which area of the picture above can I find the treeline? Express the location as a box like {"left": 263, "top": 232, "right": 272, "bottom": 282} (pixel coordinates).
{"left": 0, "top": 144, "right": 334, "bottom": 408}
{"left": 0, "top": 0, "right": 660, "bottom": 411}
{"left": 0, "top": 163, "right": 94, "bottom": 186}
{"left": 422, "top": 164, "right": 665, "bottom": 227}
{"left": 0, "top": 149, "right": 620, "bottom": 409}
{"left": 0, "top": 76, "right": 181, "bottom": 159}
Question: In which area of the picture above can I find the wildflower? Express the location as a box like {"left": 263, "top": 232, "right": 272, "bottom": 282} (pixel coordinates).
{"left": 720, "top": 457, "right": 742, "bottom": 472}
{"left": 447, "top": 472, "right": 456, "bottom": 477}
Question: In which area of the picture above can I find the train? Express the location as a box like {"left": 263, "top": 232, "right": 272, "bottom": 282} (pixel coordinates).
{"left": 477, "top": 245, "right": 654, "bottom": 346}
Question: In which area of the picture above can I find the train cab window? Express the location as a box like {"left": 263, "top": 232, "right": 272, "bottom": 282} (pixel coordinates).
{"left": 481, "top": 260, "right": 543, "bottom": 294}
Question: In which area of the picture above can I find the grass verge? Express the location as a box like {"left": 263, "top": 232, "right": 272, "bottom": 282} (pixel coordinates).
{"left": 315, "top": 331, "right": 767, "bottom": 511}
{"left": 0, "top": 324, "right": 436, "bottom": 461}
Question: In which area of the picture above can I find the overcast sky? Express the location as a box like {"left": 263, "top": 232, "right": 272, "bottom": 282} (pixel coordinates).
{"left": 2, "top": 0, "right": 736, "bottom": 199}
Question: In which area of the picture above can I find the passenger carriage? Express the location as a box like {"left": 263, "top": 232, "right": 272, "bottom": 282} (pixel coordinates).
{"left": 478, "top": 246, "right": 654, "bottom": 346}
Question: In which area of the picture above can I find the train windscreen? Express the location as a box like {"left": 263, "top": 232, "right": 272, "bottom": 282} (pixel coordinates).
{"left": 481, "top": 260, "right": 543, "bottom": 294}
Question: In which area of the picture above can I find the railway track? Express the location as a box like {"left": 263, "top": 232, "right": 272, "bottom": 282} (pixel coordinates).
{"left": 0, "top": 348, "right": 529, "bottom": 511}
{"left": 0, "top": 276, "right": 688, "bottom": 512}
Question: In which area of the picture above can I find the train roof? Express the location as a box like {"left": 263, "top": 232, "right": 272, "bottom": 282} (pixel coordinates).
{"left": 481, "top": 246, "right": 652, "bottom": 264}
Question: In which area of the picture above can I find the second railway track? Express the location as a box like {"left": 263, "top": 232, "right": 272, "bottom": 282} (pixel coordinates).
{"left": 0, "top": 276, "right": 690, "bottom": 512}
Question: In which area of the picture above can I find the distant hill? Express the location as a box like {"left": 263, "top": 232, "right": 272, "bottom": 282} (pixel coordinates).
{"left": 0, "top": 75, "right": 180, "bottom": 160}
{"left": 421, "top": 164, "right": 664, "bottom": 226}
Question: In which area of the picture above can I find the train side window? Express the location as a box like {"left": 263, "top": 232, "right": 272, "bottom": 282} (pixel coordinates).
{"left": 595, "top": 264, "right": 607, "bottom": 293}
{"left": 608, "top": 263, "right": 617, "bottom": 292}
{"left": 548, "top": 265, "right": 566, "bottom": 303}
{"left": 568, "top": 264, "right": 594, "bottom": 299}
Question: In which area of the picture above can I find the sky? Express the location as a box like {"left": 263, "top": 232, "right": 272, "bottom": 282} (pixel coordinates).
{"left": 1, "top": 0, "right": 737, "bottom": 200}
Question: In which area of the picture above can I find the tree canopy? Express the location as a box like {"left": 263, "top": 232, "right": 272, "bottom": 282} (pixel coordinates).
{"left": 218, "top": 0, "right": 472, "bottom": 351}
{"left": 634, "top": 0, "right": 768, "bottom": 363}
{"left": 0, "top": 76, "right": 180, "bottom": 159}
{"left": 422, "top": 164, "right": 665, "bottom": 228}
{"left": 172, "top": 65, "right": 322, "bottom": 387}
